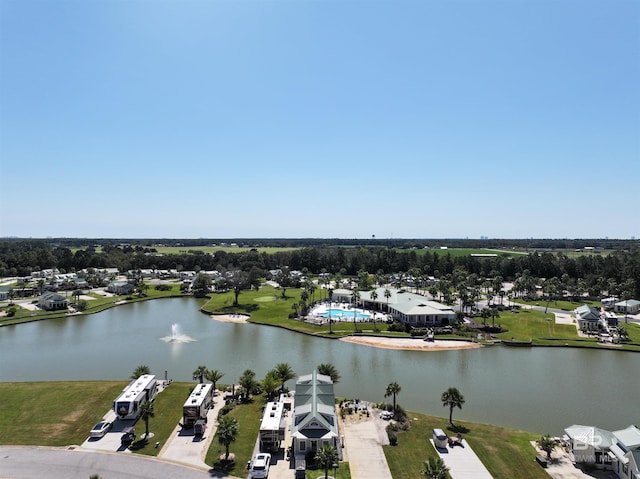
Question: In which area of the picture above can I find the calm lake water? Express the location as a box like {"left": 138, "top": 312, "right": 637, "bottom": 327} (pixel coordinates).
{"left": 1, "top": 298, "right": 638, "bottom": 435}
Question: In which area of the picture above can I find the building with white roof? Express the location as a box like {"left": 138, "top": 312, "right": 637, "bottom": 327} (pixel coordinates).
{"left": 332, "top": 287, "right": 455, "bottom": 326}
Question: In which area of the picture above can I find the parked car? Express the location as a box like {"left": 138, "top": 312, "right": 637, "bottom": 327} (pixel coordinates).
{"left": 89, "top": 421, "right": 112, "bottom": 438}
{"left": 250, "top": 452, "right": 271, "bottom": 478}
{"left": 121, "top": 427, "right": 136, "bottom": 446}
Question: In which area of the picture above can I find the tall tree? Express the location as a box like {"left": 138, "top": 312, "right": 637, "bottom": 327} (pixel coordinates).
{"left": 230, "top": 270, "right": 249, "bottom": 306}
{"left": 238, "top": 369, "right": 257, "bottom": 400}
{"left": 422, "top": 457, "right": 449, "bottom": 479}
{"left": 351, "top": 288, "right": 360, "bottom": 332}
{"left": 274, "top": 363, "right": 295, "bottom": 394}
{"left": 192, "top": 365, "right": 207, "bottom": 384}
{"left": 216, "top": 415, "right": 239, "bottom": 460}
{"left": 385, "top": 382, "right": 401, "bottom": 412}
{"left": 139, "top": 401, "right": 155, "bottom": 440}
{"left": 384, "top": 288, "right": 392, "bottom": 312}
{"left": 441, "top": 387, "right": 465, "bottom": 425}
{"left": 205, "top": 369, "right": 225, "bottom": 391}
{"left": 315, "top": 445, "right": 339, "bottom": 479}
{"left": 370, "top": 290, "right": 379, "bottom": 330}
{"left": 192, "top": 272, "right": 212, "bottom": 297}
{"left": 317, "top": 363, "right": 341, "bottom": 383}
{"left": 131, "top": 365, "right": 150, "bottom": 379}
{"left": 262, "top": 370, "right": 280, "bottom": 401}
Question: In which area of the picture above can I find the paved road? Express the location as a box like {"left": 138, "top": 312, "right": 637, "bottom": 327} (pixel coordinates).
{"left": 0, "top": 446, "right": 216, "bottom": 479}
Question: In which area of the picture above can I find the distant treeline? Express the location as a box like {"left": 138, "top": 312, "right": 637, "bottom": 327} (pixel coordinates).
{"left": 1, "top": 237, "right": 638, "bottom": 250}
{"left": 1, "top": 239, "right": 638, "bottom": 297}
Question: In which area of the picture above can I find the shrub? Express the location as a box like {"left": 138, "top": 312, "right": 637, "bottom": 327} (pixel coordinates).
{"left": 155, "top": 284, "right": 171, "bottom": 291}
{"left": 386, "top": 426, "right": 398, "bottom": 446}
{"left": 387, "top": 321, "right": 406, "bottom": 332}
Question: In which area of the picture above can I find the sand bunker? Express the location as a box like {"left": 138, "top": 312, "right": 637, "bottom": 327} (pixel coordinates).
{"left": 340, "top": 336, "right": 482, "bottom": 351}
{"left": 210, "top": 313, "right": 250, "bottom": 323}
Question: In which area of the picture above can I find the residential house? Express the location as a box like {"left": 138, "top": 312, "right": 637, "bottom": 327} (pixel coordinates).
{"left": 575, "top": 305, "right": 603, "bottom": 332}
{"left": 290, "top": 371, "right": 341, "bottom": 463}
{"left": 610, "top": 425, "right": 640, "bottom": 479}
{"left": 106, "top": 281, "right": 135, "bottom": 295}
{"left": 615, "top": 300, "right": 640, "bottom": 315}
{"left": 38, "top": 291, "right": 68, "bottom": 311}
{"left": 565, "top": 424, "right": 640, "bottom": 479}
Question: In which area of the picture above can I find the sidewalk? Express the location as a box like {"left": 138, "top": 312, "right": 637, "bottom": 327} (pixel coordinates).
{"left": 341, "top": 410, "right": 393, "bottom": 479}
{"left": 431, "top": 438, "right": 493, "bottom": 479}
{"left": 158, "top": 388, "right": 225, "bottom": 469}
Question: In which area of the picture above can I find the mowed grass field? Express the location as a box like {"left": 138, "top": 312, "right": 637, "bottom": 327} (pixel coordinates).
{"left": 411, "top": 248, "right": 526, "bottom": 257}
{"left": 383, "top": 412, "right": 549, "bottom": 479}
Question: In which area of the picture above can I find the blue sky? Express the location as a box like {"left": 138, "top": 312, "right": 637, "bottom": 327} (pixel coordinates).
{"left": 1, "top": 0, "right": 638, "bottom": 239}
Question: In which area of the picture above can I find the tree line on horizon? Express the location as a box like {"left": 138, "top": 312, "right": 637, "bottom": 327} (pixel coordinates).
{"left": 1, "top": 239, "right": 638, "bottom": 298}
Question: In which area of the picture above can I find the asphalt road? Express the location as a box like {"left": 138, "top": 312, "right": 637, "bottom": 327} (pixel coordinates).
{"left": 0, "top": 446, "right": 219, "bottom": 479}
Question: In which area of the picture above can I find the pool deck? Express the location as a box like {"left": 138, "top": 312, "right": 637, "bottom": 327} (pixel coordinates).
{"left": 309, "top": 303, "right": 390, "bottom": 323}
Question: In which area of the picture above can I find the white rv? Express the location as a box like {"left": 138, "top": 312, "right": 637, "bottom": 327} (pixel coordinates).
{"left": 182, "top": 383, "right": 214, "bottom": 428}
{"left": 113, "top": 374, "right": 158, "bottom": 420}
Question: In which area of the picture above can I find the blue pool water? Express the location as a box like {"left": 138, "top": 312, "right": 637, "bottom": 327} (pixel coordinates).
{"left": 319, "top": 308, "right": 372, "bottom": 319}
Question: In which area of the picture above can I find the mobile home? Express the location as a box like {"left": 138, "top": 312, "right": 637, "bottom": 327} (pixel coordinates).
{"left": 182, "top": 383, "right": 214, "bottom": 428}
{"left": 113, "top": 374, "right": 158, "bottom": 420}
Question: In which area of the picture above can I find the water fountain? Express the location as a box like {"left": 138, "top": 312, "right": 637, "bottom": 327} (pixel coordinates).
{"left": 161, "top": 323, "right": 195, "bottom": 343}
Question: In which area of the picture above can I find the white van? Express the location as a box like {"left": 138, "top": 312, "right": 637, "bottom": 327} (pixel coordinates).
{"left": 251, "top": 453, "right": 271, "bottom": 478}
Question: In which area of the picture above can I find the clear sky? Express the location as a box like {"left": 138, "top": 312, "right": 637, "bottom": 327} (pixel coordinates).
{"left": 1, "top": 0, "right": 638, "bottom": 239}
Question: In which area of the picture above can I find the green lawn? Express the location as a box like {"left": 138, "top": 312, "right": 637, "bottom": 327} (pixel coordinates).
{"left": 491, "top": 309, "right": 579, "bottom": 342}
{"left": 205, "top": 394, "right": 264, "bottom": 473}
{"left": 0, "top": 381, "right": 126, "bottom": 446}
{"left": 384, "top": 413, "right": 549, "bottom": 479}
{"left": 512, "top": 298, "right": 599, "bottom": 311}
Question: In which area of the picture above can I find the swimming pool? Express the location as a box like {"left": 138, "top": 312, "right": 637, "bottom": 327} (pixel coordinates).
{"left": 319, "top": 308, "right": 372, "bottom": 319}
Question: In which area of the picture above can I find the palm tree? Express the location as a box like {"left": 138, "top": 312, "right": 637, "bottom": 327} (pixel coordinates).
{"left": 315, "top": 445, "right": 339, "bottom": 479}
{"left": 216, "top": 415, "right": 239, "bottom": 460}
{"left": 317, "top": 363, "right": 341, "bottom": 383}
{"left": 351, "top": 288, "right": 360, "bottom": 332}
{"left": 238, "top": 369, "right": 257, "bottom": 401}
{"left": 422, "top": 457, "right": 449, "bottom": 479}
{"left": 139, "top": 400, "right": 154, "bottom": 441}
{"left": 130, "top": 365, "right": 150, "bottom": 379}
{"left": 205, "top": 368, "right": 224, "bottom": 391}
{"left": 441, "top": 387, "right": 465, "bottom": 425}
{"left": 537, "top": 434, "right": 559, "bottom": 461}
{"left": 274, "top": 363, "right": 295, "bottom": 394}
{"left": 192, "top": 365, "right": 207, "bottom": 384}
{"left": 385, "top": 382, "right": 401, "bottom": 412}
{"left": 370, "top": 290, "right": 379, "bottom": 330}
{"left": 262, "top": 370, "right": 280, "bottom": 401}
{"left": 384, "top": 288, "right": 391, "bottom": 313}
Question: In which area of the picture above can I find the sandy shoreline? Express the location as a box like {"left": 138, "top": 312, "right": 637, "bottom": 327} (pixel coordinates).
{"left": 340, "top": 336, "right": 483, "bottom": 351}
{"left": 210, "top": 313, "right": 249, "bottom": 323}
{"left": 209, "top": 314, "right": 481, "bottom": 350}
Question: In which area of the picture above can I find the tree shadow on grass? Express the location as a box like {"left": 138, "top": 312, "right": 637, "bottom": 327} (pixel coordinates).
{"left": 447, "top": 424, "right": 470, "bottom": 434}
{"left": 221, "top": 304, "right": 259, "bottom": 313}
{"left": 128, "top": 438, "right": 148, "bottom": 451}
{"left": 210, "top": 458, "right": 236, "bottom": 476}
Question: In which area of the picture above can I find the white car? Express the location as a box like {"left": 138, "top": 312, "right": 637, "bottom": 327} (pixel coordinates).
{"left": 250, "top": 453, "right": 271, "bottom": 478}
{"left": 89, "top": 420, "right": 113, "bottom": 438}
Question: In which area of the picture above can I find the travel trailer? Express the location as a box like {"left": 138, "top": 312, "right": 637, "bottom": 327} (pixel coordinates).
{"left": 113, "top": 374, "right": 158, "bottom": 420}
